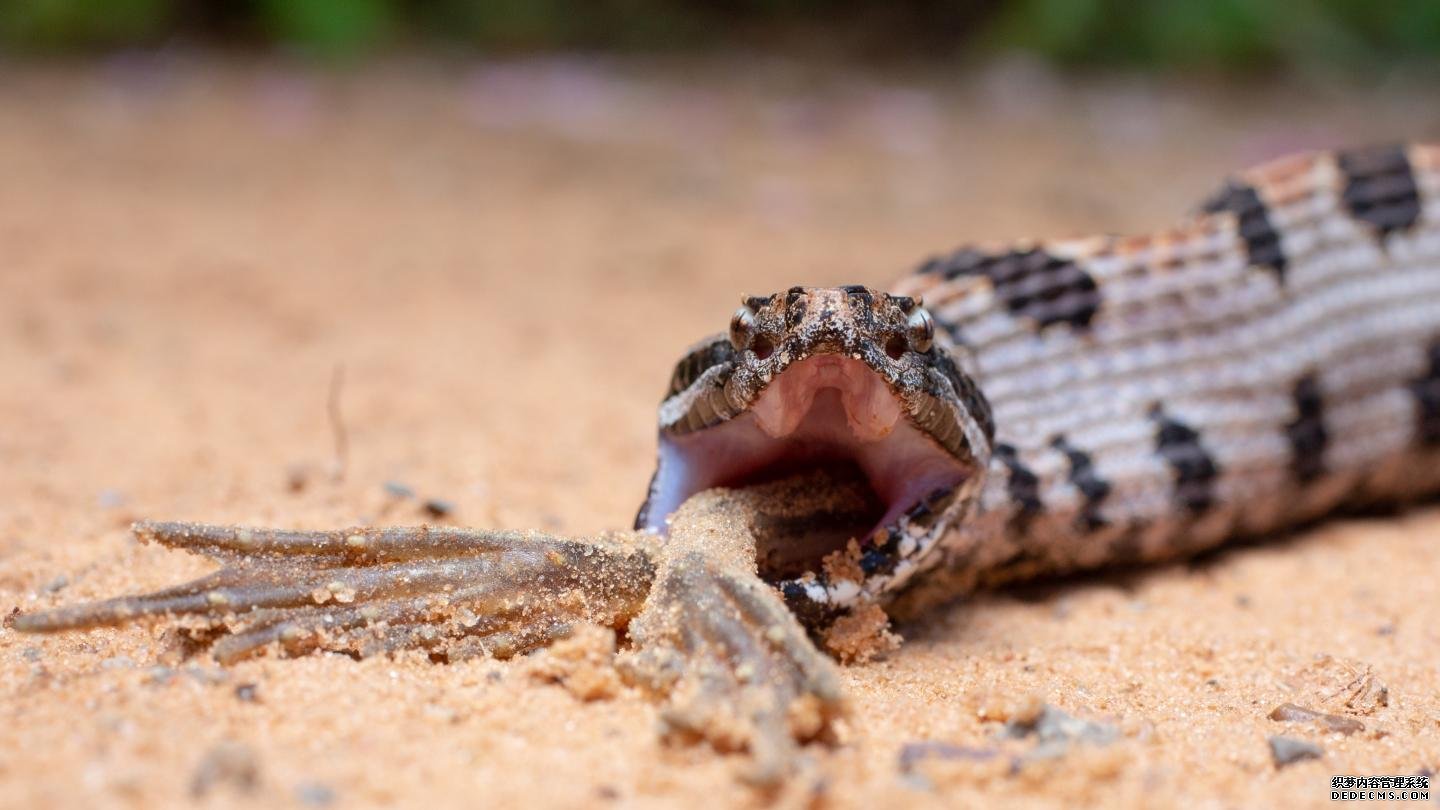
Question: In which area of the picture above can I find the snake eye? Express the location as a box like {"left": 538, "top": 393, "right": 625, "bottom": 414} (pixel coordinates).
{"left": 729, "top": 305, "right": 757, "bottom": 352}
{"left": 907, "top": 308, "right": 935, "bottom": 354}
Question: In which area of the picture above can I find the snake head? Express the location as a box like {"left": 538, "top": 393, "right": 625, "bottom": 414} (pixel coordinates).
{"left": 639, "top": 286, "right": 994, "bottom": 608}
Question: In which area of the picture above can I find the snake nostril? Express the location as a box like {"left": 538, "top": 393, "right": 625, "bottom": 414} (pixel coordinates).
{"left": 885, "top": 335, "right": 907, "bottom": 360}
{"left": 751, "top": 335, "right": 774, "bottom": 360}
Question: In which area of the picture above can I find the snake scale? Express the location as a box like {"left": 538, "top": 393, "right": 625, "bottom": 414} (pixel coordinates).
{"left": 13, "top": 142, "right": 1440, "bottom": 781}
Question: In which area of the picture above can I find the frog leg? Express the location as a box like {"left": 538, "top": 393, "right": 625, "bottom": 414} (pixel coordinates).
{"left": 617, "top": 489, "right": 846, "bottom": 786}
{"left": 12, "top": 521, "right": 657, "bottom": 663}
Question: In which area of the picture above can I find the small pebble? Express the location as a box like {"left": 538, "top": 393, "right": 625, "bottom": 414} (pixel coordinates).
{"left": 383, "top": 480, "right": 416, "bottom": 499}
{"left": 898, "top": 741, "right": 998, "bottom": 773}
{"left": 97, "top": 489, "right": 127, "bottom": 508}
{"left": 1003, "top": 704, "right": 1119, "bottom": 747}
{"left": 1268, "top": 735, "right": 1323, "bottom": 768}
{"left": 326, "top": 581, "right": 357, "bottom": 604}
{"left": 42, "top": 575, "right": 69, "bottom": 593}
{"left": 285, "top": 465, "right": 310, "bottom": 493}
{"left": 422, "top": 498, "right": 455, "bottom": 518}
{"left": 186, "top": 667, "right": 230, "bottom": 686}
{"left": 295, "top": 782, "right": 336, "bottom": 806}
{"left": 996, "top": 704, "right": 1120, "bottom": 767}
{"left": 234, "top": 683, "right": 260, "bottom": 702}
{"left": 1268, "top": 702, "right": 1365, "bottom": 735}
{"left": 899, "top": 771, "right": 935, "bottom": 791}
{"left": 190, "top": 741, "right": 260, "bottom": 797}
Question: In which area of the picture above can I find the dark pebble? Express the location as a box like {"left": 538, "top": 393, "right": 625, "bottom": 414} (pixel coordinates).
{"left": 383, "top": 480, "right": 416, "bottom": 499}
{"left": 422, "top": 498, "right": 455, "bottom": 518}
{"left": 898, "top": 741, "right": 999, "bottom": 773}
{"left": 235, "top": 683, "right": 260, "bottom": 702}
{"left": 1003, "top": 704, "right": 1119, "bottom": 747}
{"left": 285, "top": 465, "right": 309, "bottom": 493}
{"left": 1268, "top": 735, "right": 1323, "bottom": 768}
{"left": 998, "top": 704, "right": 1120, "bottom": 768}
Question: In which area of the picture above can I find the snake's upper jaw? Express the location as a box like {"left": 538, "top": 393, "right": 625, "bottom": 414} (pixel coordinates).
{"left": 640, "top": 355, "right": 972, "bottom": 582}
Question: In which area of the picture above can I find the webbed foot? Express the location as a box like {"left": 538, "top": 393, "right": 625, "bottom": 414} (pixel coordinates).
{"left": 617, "top": 489, "right": 846, "bottom": 786}
{"left": 12, "top": 521, "right": 657, "bottom": 663}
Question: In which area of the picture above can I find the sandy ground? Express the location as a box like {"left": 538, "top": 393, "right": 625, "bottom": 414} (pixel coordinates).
{"left": 1, "top": 58, "right": 1437, "bottom": 809}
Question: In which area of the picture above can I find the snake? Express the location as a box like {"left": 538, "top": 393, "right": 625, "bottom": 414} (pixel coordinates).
{"left": 13, "top": 142, "right": 1440, "bottom": 781}
{"left": 642, "top": 141, "right": 1440, "bottom": 620}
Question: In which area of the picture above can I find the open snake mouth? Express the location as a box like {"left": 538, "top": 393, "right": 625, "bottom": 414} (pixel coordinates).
{"left": 641, "top": 355, "right": 971, "bottom": 587}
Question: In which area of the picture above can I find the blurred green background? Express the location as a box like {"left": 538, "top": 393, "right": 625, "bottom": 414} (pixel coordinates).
{"left": 3, "top": 0, "right": 1438, "bottom": 70}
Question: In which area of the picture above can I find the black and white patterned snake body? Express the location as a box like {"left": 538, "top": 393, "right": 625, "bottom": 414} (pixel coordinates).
{"left": 648, "top": 143, "right": 1440, "bottom": 619}
{"left": 895, "top": 143, "right": 1440, "bottom": 610}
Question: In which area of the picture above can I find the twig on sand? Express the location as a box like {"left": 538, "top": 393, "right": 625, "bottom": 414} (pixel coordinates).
{"left": 328, "top": 363, "right": 348, "bottom": 482}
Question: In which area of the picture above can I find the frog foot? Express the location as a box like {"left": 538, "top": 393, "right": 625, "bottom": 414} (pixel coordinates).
{"left": 617, "top": 489, "right": 847, "bottom": 786}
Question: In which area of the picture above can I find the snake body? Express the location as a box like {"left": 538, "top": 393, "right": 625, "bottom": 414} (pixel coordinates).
{"left": 650, "top": 143, "right": 1440, "bottom": 620}
{"left": 896, "top": 142, "right": 1440, "bottom": 611}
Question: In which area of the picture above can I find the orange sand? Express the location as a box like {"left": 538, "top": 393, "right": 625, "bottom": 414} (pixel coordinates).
{"left": 1, "top": 60, "right": 1437, "bottom": 808}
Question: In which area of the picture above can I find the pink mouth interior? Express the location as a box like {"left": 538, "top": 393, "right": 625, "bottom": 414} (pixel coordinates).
{"left": 645, "top": 356, "right": 969, "bottom": 569}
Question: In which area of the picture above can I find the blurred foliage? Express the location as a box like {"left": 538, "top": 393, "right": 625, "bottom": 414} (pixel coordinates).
{"left": 0, "top": 0, "right": 172, "bottom": 49}
{"left": 987, "top": 0, "right": 1440, "bottom": 70}
{"left": 0, "top": 0, "right": 1437, "bottom": 69}
{"left": 256, "top": 0, "right": 394, "bottom": 57}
